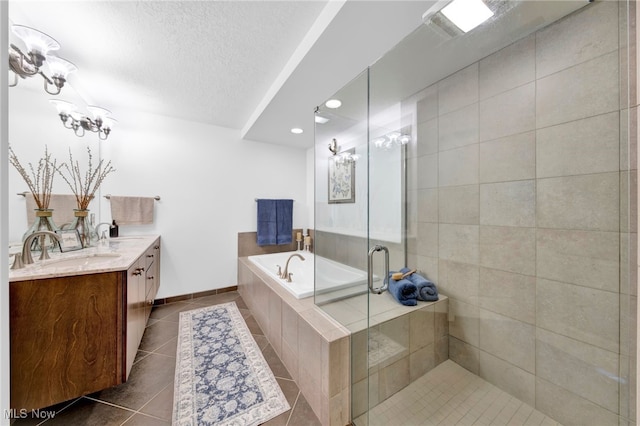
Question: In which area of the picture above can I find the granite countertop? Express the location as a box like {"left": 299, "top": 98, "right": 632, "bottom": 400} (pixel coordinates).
{"left": 9, "top": 235, "right": 160, "bottom": 283}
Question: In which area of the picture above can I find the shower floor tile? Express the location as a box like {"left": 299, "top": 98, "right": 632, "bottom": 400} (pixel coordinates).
{"left": 355, "top": 360, "right": 561, "bottom": 426}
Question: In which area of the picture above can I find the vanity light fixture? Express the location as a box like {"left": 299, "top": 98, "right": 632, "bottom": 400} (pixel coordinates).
{"left": 325, "top": 99, "right": 342, "bottom": 109}
{"left": 50, "top": 100, "right": 117, "bottom": 140}
{"left": 440, "top": 0, "right": 494, "bottom": 33}
{"left": 373, "top": 131, "right": 411, "bottom": 150}
{"left": 9, "top": 25, "right": 77, "bottom": 95}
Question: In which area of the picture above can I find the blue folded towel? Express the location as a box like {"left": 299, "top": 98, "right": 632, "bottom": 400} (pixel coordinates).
{"left": 256, "top": 199, "right": 293, "bottom": 246}
{"left": 388, "top": 273, "right": 418, "bottom": 306}
{"left": 400, "top": 267, "right": 439, "bottom": 301}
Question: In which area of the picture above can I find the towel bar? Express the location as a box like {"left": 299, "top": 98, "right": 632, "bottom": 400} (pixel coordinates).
{"left": 104, "top": 194, "right": 161, "bottom": 201}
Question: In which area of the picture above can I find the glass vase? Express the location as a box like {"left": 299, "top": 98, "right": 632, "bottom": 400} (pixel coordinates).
{"left": 68, "top": 209, "right": 98, "bottom": 248}
{"left": 22, "top": 209, "right": 61, "bottom": 252}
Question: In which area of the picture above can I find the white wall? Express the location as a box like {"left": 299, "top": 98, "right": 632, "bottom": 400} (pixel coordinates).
{"left": 9, "top": 87, "right": 310, "bottom": 299}
{"left": 1, "top": 1, "right": 11, "bottom": 422}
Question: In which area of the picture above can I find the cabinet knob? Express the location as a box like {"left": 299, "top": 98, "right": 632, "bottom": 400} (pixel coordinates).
{"left": 147, "top": 276, "right": 154, "bottom": 280}
{"left": 147, "top": 254, "right": 154, "bottom": 258}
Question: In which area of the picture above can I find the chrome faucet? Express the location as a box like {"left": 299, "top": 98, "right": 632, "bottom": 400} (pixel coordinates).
{"left": 12, "top": 231, "right": 62, "bottom": 269}
{"left": 280, "top": 253, "right": 305, "bottom": 280}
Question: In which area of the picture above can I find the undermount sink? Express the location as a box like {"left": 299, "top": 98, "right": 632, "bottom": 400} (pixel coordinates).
{"left": 41, "top": 253, "right": 121, "bottom": 268}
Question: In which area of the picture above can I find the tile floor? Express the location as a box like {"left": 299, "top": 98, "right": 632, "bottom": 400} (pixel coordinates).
{"left": 355, "top": 360, "right": 561, "bottom": 426}
{"left": 10, "top": 291, "right": 321, "bottom": 426}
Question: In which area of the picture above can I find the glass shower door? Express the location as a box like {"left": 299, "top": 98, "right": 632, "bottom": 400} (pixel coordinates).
{"left": 314, "top": 63, "right": 409, "bottom": 425}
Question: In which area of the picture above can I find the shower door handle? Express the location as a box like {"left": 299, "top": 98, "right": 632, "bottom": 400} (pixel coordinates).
{"left": 368, "top": 245, "right": 389, "bottom": 294}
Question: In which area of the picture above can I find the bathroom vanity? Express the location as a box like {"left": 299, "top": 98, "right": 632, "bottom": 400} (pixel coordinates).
{"left": 8, "top": 235, "right": 160, "bottom": 411}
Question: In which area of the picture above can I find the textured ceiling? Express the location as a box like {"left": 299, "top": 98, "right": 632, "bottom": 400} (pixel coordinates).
{"left": 8, "top": 1, "right": 589, "bottom": 149}
{"left": 9, "top": 0, "right": 328, "bottom": 129}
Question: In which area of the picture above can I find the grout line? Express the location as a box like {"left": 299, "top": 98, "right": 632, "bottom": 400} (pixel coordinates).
{"left": 285, "top": 391, "right": 301, "bottom": 426}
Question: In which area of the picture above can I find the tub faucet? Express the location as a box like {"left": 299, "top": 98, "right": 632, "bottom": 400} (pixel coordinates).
{"left": 12, "top": 231, "right": 62, "bottom": 269}
{"left": 280, "top": 253, "right": 305, "bottom": 279}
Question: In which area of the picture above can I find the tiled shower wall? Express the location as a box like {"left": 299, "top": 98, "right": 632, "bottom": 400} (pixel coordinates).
{"left": 405, "top": 2, "right": 637, "bottom": 425}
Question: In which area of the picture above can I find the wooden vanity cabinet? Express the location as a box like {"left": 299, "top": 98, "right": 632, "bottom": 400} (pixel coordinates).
{"left": 124, "top": 242, "right": 161, "bottom": 378}
{"left": 10, "top": 238, "right": 161, "bottom": 411}
{"left": 10, "top": 272, "right": 124, "bottom": 411}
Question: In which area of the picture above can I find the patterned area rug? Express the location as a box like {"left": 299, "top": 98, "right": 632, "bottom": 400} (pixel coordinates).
{"left": 173, "top": 302, "right": 290, "bottom": 425}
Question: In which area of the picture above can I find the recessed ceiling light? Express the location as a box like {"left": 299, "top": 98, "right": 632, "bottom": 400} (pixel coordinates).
{"left": 441, "top": 0, "right": 494, "bottom": 33}
{"left": 315, "top": 115, "right": 329, "bottom": 124}
{"left": 290, "top": 128, "right": 303, "bottom": 134}
{"left": 325, "top": 99, "right": 342, "bottom": 109}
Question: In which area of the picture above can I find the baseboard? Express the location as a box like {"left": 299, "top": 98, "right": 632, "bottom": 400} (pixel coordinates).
{"left": 153, "top": 286, "right": 239, "bottom": 306}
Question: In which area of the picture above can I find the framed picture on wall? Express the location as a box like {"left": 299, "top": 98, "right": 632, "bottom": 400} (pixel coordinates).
{"left": 328, "top": 148, "right": 356, "bottom": 204}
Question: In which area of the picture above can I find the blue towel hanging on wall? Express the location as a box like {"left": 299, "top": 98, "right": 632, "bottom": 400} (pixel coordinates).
{"left": 256, "top": 199, "right": 293, "bottom": 246}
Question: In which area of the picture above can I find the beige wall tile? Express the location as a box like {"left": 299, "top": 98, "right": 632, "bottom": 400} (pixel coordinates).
{"left": 536, "top": 228, "right": 619, "bottom": 292}
{"left": 479, "top": 309, "right": 535, "bottom": 373}
{"left": 409, "top": 306, "right": 435, "bottom": 352}
{"left": 417, "top": 118, "right": 438, "bottom": 156}
{"left": 435, "top": 335, "right": 448, "bottom": 366}
{"left": 417, "top": 153, "right": 438, "bottom": 189}
{"left": 439, "top": 185, "right": 479, "bottom": 225}
{"left": 448, "top": 298, "right": 479, "bottom": 347}
{"left": 480, "top": 180, "right": 536, "bottom": 227}
{"left": 620, "top": 106, "right": 637, "bottom": 171}
{"left": 438, "top": 144, "right": 479, "bottom": 187}
{"left": 438, "top": 260, "right": 479, "bottom": 306}
{"left": 351, "top": 329, "right": 368, "bottom": 383}
{"left": 621, "top": 170, "right": 638, "bottom": 233}
{"left": 438, "top": 104, "right": 479, "bottom": 152}
{"left": 409, "top": 343, "right": 435, "bottom": 382}
{"left": 536, "top": 1, "right": 619, "bottom": 79}
{"left": 438, "top": 63, "right": 478, "bottom": 115}
{"left": 537, "top": 112, "right": 620, "bottom": 178}
{"left": 536, "top": 51, "right": 619, "bottom": 128}
{"left": 537, "top": 173, "right": 620, "bottom": 231}
{"left": 378, "top": 356, "right": 410, "bottom": 402}
{"left": 268, "top": 291, "right": 282, "bottom": 356}
{"left": 415, "top": 255, "right": 439, "bottom": 282}
{"left": 620, "top": 232, "right": 638, "bottom": 297}
{"left": 479, "top": 131, "right": 535, "bottom": 183}
{"left": 537, "top": 278, "right": 619, "bottom": 352}
{"left": 478, "top": 351, "right": 535, "bottom": 407}
{"left": 449, "top": 336, "right": 479, "bottom": 374}
{"left": 439, "top": 224, "right": 479, "bottom": 265}
{"left": 298, "top": 319, "right": 322, "bottom": 391}
{"left": 417, "top": 188, "right": 438, "bottom": 223}
{"left": 479, "top": 34, "right": 535, "bottom": 100}
{"left": 536, "top": 328, "right": 619, "bottom": 412}
{"left": 380, "top": 315, "right": 410, "bottom": 355}
{"left": 536, "top": 378, "right": 620, "bottom": 426}
{"left": 478, "top": 267, "right": 535, "bottom": 325}
{"left": 416, "top": 85, "right": 438, "bottom": 122}
{"left": 417, "top": 222, "right": 438, "bottom": 259}
{"left": 479, "top": 83, "right": 535, "bottom": 142}
{"left": 479, "top": 226, "right": 536, "bottom": 276}
{"left": 435, "top": 298, "right": 449, "bottom": 338}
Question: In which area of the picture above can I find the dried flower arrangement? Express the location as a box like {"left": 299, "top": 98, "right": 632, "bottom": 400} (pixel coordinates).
{"left": 9, "top": 145, "right": 58, "bottom": 210}
{"left": 57, "top": 146, "right": 116, "bottom": 210}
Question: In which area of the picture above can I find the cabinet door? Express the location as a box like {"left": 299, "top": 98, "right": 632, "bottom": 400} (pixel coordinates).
{"left": 125, "top": 260, "right": 145, "bottom": 379}
{"left": 10, "top": 273, "right": 123, "bottom": 410}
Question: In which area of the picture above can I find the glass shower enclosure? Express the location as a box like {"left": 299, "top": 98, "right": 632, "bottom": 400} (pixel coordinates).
{"left": 315, "top": 1, "right": 636, "bottom": 425}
